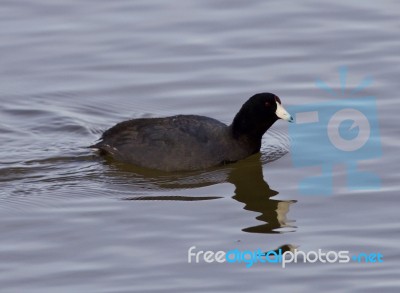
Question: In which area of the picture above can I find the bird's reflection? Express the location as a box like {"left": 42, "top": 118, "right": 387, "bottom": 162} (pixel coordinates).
{"left": 107, "top": 153, "right": 296, "bottom": 234}
{"left": 228, "top": 155, "right": 296, "bottom": 233}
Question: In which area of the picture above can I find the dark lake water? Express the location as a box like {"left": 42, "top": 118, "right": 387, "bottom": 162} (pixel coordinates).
{"left": 1, "top": 0, "right": 399, "bottom": 292}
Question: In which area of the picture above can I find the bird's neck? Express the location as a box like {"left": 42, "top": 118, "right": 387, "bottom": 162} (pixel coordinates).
{"left": 230, "top": 111, "right": 277, "bottom": 152}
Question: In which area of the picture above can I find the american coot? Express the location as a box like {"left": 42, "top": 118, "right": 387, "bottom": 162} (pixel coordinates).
{"left": 91, "top": 93, "right": 293, "bottom": 171}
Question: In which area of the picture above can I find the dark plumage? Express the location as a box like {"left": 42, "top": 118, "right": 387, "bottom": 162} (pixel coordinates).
{"left": 91, "top": 93, "right": 293, "bottom": 171}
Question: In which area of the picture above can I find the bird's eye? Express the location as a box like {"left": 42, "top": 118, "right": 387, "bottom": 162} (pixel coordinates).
{"left": 265, "top": 102, "right": 270, "bottom": 107}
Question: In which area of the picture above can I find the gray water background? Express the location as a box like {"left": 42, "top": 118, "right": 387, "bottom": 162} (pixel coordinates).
{"left": 1, "top": 0, "right": 399, "bottom": 292}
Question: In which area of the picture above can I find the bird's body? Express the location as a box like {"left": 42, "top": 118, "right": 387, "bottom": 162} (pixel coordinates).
{"left": 92, "top": 115, "right": 253, "bottom": 171}
{"left": 91, "top": 93, "right": 293, "bottom": 171}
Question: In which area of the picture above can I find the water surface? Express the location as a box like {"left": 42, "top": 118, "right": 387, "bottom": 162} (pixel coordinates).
{"left": 1, "top": 0, "right": 399, "bottom": 292}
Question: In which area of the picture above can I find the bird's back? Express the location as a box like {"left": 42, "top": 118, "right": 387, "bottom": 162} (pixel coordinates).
{"left": 93, "top": 115, "right": 230, "bottom": 171}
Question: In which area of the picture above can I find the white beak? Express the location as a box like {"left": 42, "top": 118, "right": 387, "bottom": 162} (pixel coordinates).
{"left": 275, "top": 101, "right": 294, "bottom": 122}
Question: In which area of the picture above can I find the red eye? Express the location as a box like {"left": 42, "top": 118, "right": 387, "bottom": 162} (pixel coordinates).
{"left": 265, "top": 102, "right": 270, "bottom": 107}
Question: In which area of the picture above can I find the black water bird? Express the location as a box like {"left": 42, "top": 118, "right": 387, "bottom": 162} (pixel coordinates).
{"left": 91, "top": 93, "right": 293, "bottom": 171}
